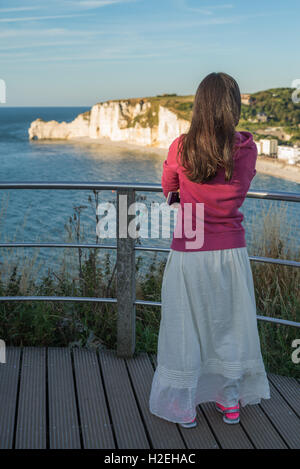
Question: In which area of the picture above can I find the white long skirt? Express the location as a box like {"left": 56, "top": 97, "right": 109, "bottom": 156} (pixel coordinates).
{"left": 149, "top": 247, "right": 270, "bottom": 424}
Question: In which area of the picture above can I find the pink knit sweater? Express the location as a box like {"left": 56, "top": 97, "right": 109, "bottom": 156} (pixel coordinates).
{"left": 161, "top": 131, "right": 257, "bottom": 251}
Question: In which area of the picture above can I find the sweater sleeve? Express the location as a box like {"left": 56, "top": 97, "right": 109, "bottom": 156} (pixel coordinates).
{"left": 231, "top": 142, "right": 258, "bottom": 206}
{"left": 161, "top": 137, "right": 180, "bottom": 198}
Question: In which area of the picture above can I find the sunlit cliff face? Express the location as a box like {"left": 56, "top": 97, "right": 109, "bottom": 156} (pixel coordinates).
{"left": 28, "top": 100, "right": 190, "bottom": 149}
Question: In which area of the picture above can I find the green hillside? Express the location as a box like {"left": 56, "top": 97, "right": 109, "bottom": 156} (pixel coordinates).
{"left": 95, "top": 88, "right": 300, "bottom": 143}
{"left": 96, "top": 93, "right": 194, "bottom": 127}
{"left": 238, "top": 88, "right": 300, "bottom": 144}
{"left": 241, "top": 88, "right": 300, "bottom": 125}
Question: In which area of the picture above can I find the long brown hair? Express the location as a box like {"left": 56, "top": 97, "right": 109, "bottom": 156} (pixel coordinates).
{"left": 177, "top": 72, "right": 241, "bottom": 183}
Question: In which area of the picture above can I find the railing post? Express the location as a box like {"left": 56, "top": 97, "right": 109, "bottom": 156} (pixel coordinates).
{"left": 116, "top": 188, "right": 136, "bottom": 357}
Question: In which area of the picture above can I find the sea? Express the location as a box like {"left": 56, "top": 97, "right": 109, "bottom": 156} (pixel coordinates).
{"left": 0, "top": 106, "right": 299, "bottom": 281}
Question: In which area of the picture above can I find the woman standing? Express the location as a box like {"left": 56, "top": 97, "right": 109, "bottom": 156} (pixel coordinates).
{"left": 149, "top": 72, "right": 270, "bottom": 429}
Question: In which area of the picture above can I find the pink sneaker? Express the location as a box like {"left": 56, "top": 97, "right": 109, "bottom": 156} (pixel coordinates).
{"left": 215, "top": 402, "right": 240, "bottom": 424}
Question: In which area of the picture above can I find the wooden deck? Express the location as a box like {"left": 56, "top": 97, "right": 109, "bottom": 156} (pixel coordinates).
{"left": 0, "top": 347, "right": 299, "bottom": 449}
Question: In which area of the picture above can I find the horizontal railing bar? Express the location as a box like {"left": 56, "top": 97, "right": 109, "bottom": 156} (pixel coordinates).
{"left": 135, "top": 300, "right": 162, "bottom": 307}
{"left": 1, "top": 242, "right": 299, "bottom": 268}
{"left": 135, "top": 245, "right": 170, "bottom": 252}
{"left": 135, "top": 246, "right": 300, "bottom": 267}
{"left": 0, "top": 296, "right": 117, "bottom": 303}
{"left": 134, "top": 299, "right": 300, "bottom": 328}
{"left": 0, "top": 182, "right": 161, "bottom": 191}
{"left": 0, "top": 296, "right": 298, "bottom": 327}
{"left": 0, "top": 242, "right": 117, "bottom": 249}
{"left": 248, "top": 255, "right": 300, "bottom": 268}
{"left": 255, "top": 315, "right": 300, "bottom": 328}
{"left": 245, "top": 190, "right": 300, "bottom": 203}
{"left": 0, "top": 182, "right": 299, "bottom": 202}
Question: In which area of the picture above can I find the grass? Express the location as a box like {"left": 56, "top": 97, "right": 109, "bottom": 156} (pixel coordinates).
{"left": 248, "top": 203, "right": 300, "bottom": 378}
{"left": 92, "top": 87, "right": 300, "bottom": 143}
{"left": 0, "top": 196, "right": 299, "bottom": 379}
{"left": 96, "top": 94, "right": 195, "bottom": 124}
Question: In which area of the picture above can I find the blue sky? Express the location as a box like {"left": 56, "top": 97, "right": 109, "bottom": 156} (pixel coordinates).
{"left": 0, "top": 0, "right": 299, "bottom": 106}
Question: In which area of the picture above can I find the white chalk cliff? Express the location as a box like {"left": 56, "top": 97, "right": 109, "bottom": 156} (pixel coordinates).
{"left": 28, "top": 99, "right": 190, "bottom": 149}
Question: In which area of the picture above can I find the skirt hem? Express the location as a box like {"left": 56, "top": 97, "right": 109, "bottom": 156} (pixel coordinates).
{"left": 149, "top": 394, "right": 271, "bottom": 425}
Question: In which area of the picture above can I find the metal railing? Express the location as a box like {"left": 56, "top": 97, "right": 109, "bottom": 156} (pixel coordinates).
{"left": 0, "top": 182, "right": 299, "bottom": 357}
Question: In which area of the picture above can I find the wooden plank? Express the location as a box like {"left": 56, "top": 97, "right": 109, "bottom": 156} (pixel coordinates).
{"left": 268, "top": 373, "right": 300, "bottom": 417}
{"left": 98, "top": 349, "right": 150, "bottom": 449}
{"left": 73, "top": 349, "right": 115, "bottom": 449}
{"left": 259, "top": 381, "right": 300, "bottom": 449}
{"left": 15, "top": 347, "right": 46, "bottom": 449}
{"left": 239, "top": 403, "right": 287, "bottom": 449}
{"left": 0, "top": 347, "right": 21, "bottom": 449}
{"left": 126, "top": 353, "right": 187, "bottom": 449}
{"left": 149, "top": 354, "right": 219, "bottom": 449}
{"left": 178, "top": 407, "right": 219, "bottom": 450}
{"left": 1, "top": 347, "right": 297, "bottom": 450}
{"left": 200, "top": 402, "right": 253, "bottom": 449}
{"left": 48, "top": 347, "right": 81, "bottom": 449}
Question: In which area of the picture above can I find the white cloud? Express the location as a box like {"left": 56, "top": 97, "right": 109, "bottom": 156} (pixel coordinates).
{"left": 79, "top": 0, "right": 133, "bottom": 6}
{"left": 178, "top": 0, "right": 234, "bottom": 15}
{"left": 0, "top": 51, "right": 163, "bottom": 62}
{"left": 0, "top": 27, "right": 104, "bottom": 39}
{"left": 0, "top": 14, "right": 91, "bottom": 23}
{"left": 64, "top": 0, "right": 138, "bottom": 8}
{"left": 0, "top": 7, "right": 42, "bottom": 13}
{"left": 0, "top": 41, "right": 93, "bottom": 51}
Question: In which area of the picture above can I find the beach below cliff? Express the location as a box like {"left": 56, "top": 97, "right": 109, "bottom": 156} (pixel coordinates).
{"left": 69, "top": 136, "right": 168, "bottom": 156}
{"left": 255, "top": 156, "right": 300, "bottom": 184}
{"left": 69, "top": 136, "right": 300, "bottom": 184}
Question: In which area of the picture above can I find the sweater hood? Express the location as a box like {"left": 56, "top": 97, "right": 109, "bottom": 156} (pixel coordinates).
{"left": 235, "top": 131, "right": 255, "bottom": 148}
{"left": 234, "top": 131, "right": 256, "bottom": 159}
